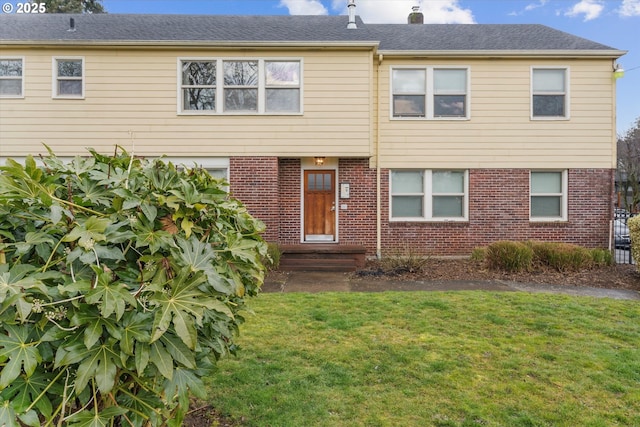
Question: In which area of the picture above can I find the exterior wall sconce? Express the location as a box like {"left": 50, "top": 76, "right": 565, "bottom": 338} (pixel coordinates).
{"left": 613, "top": 62, "right": 625, "bottom": 79}
{"left": 314, "top": 157, "right": 325, "bottom": 166}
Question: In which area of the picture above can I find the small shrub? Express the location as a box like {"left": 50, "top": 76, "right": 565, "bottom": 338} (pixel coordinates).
{"left": 381, "top": 245, "right": 429, "bottom": 274}
{"left": 628, "top": 216, "right": 640, "bottom": 270}
{"left": 529, "top": 241, "right": 606, "bottom": 272}
{"left": 590, "top": 248, "right": 614, "bottom": 267}
{"left": 470, "top": 247, "right": 486, "bottom": 261}
{"left": 485, "top": 241, "right": 533, "bottom": 272}
{"left": 263, "top": 242, "right": 282, "bottom": 271}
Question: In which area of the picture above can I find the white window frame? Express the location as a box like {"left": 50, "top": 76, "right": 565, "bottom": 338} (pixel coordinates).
{"left": 389, "top": 169, "right": 469, "bottom": 222}
{"left": 530, "top": 170, "right": 568, "bottom": 222}
{"left": 52, "top": 56, "right": 85, "bottom": 99}
{"left": 530, "top": 66, "right": 570, "bottom": 120}
{"left": 0, "top": 57, "right": 24, "bottom": 99}
{"left": 390, "top": 65, "right": 470, "bottom": 121}
{"left": 161, "top": 157, "right": 229, "bottom": 181}
{"left": 177, "top": 57, "right": 303, "bottom": 115}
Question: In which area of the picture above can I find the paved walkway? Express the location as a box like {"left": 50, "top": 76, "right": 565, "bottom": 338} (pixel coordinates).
{"left": 262, "top": 271, "right": 640, "bottom": 300}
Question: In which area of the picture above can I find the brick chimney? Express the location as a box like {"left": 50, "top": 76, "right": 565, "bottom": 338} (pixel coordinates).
{"left": 408, "top": 6, "right": 424, "bottom": 24}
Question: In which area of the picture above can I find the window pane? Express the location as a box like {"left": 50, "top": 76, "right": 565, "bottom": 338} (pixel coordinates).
{"left": 183, "top": 88, "right": 215, "bottom": 110}
{"left": 0, "top": 60, "right": 22, "bottom": 77}
{"left": 58, "top": 80, "right": 82, "bottom": 96}
{"left": 223, "top": 61, "right": 258, "bottom": 86}
{"left": 434, "top": 95, "right": 466, "bottom": 117}
{"left": 393, "top": 95, "right": 425, "bottom": 117}
{"left": 266, "top": 88, "right": 300, "bottom": 112}
{"left": 531, "top": 196, "right": 561, "bottom": 217}
{"left": 58, "top": 60, "right": 82, "bottom": 77}
{"left": 433, "top": 196, "right": 463, "bottom": 217}
{"left": 433, "top": 171, "right": 464, "bottom": 193}
{"left": 533, "top": 69, "right": 565, "bottom": 92}
{"left": 392, "top": 69, "right": 425, "bottom": 93}
{"left": 434, "top": 69, "right": 466, "bottom": 92}
{"left": 392, "top": 171, "right": 423, "bottom": 193}
{"left": 531, "top": 172, "right": 562, "bottom": 193}
{"left": 533, "top": 95, "right": 565, "bottom": 117}
{"left": 0, "top": 80, "right": 21, "bottom": 95}
{"left": 182, "top": 61, "right": 216, "bottom": 86}
{"left": 207, "top": 168, "right": 227, "bottom": 179}
{"left": 224, "top": 88, "right": 257, "bottom": 111}
{"left": 266, "top": 61, "right": 300, "bottom": 85}
{"left": 392, "top": 196, "right": 423, "bottom": 217}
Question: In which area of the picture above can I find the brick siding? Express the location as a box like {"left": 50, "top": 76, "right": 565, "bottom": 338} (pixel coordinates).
{"left": 229, "top": 157, "right": 614, "bottom": 256}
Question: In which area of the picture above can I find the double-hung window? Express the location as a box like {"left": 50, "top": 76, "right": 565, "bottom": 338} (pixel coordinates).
{"left": 390, "top": 170, "right": 468, "bottom": 221}
{"left": 531, "top": 67, "right": 568, "bottom": 119}
{"left": 391, "top": 66, "right": 469, "bottom": 119}
{"left": 53, "top": 57, "right": 84, "bottom": 98}
{"left": 178, "top": 58, "right": 302, "bottom": 114}
{"left": 0, "top": 58, "right": 24, "bottom": 98}
{"left": 181, "top": 61, "right": 216, "bottom": 111}
{"left": 530, "top": 171, "right": 567, "bottom": 221}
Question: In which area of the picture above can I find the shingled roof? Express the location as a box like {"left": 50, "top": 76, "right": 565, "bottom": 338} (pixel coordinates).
{"left": 0, "top": 13, "right": 622, "bottom": 55}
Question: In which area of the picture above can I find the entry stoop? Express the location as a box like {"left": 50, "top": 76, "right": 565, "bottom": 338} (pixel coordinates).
{"left": 278, "top": 244, "right": 367, "bottom": 272}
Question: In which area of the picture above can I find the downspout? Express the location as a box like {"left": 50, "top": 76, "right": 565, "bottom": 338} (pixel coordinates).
{"left": 376, "top": 53, "right": 383, "bottom": 259}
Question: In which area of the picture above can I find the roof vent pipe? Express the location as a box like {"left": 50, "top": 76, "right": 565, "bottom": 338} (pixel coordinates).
{"left": 68, "top": 17, "right": 76, "bottom": 32}
{"left": 347, "top": 0, "right": 357, "bottom": 29}
{"left": 408, "top": 6, "right": 424, "bottom": 24}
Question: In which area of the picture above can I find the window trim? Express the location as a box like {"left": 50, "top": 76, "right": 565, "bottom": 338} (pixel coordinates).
{"left": 52, "top": 56, "right": 85, "bottom": 99}
{"left": 177, "top": 57, "right": 303, "bottom": 115}
{"left": 390, "top": 65, "right": 470, "bottom": 121}
{"left": 161, "top": 156, "right": 229, "bottom": 180}
{"left": 0, "top": 56, "right": 25, "bottom": 99}
{"left": 530, "top": 66, "right": 570, "bottom": 121}
{"left": 389, "top": 169, "right": 469, "bottom": 222}
{"left": 529, "top": 170, "right": 568, "bottom": 222}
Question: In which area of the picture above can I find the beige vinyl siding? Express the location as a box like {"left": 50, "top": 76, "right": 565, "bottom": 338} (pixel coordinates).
{"left": 378, "top": 58, "right": 616, "bottom": 169}
{"left": 0, "top": 48, "right": 373, "bottom": 158}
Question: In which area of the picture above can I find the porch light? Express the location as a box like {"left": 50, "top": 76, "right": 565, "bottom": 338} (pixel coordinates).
{"left": 314, "top": 157, "right": 325, "bottom": 166}
{"left": 613, "top": 63, "right": 625, "bottom": 79}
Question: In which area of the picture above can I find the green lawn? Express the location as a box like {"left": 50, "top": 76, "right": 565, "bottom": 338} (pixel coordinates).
{"left": 206, "top": 291, "right": 640, "bottom": 427}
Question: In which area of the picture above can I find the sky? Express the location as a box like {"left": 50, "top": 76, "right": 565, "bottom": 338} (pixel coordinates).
{"left": 3, "top": 0, "right": 639, "bottom": 134}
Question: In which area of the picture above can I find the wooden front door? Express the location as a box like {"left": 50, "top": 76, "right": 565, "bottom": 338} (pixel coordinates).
{"left": 304, "top": 170, "right": 336, "bottom": 241}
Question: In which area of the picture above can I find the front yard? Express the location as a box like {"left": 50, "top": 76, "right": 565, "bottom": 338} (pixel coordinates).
{"left": 197, "top": 291, "right": 640, "bottom": 426}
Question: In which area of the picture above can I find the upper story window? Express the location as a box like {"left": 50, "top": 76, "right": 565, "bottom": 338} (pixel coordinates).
{"left": 0, "top": 58, "right": 24, "bottom": 98}
{"left": 530, "top": 170, "right": 567, "bottom": 221}
{"left": 391, "top": 66, "right": 469, "bottom": 120}
{"left": 179, "top": 58, "right": 302, "bottom": 115}
{"left": 53, "top": 57, "right": 84, "bottom": 98}
{"left": 390, "top": 169, "right": 468, "bottom": 221}
{"left": 531, "top": 67, "right": 568, "bottom": 119}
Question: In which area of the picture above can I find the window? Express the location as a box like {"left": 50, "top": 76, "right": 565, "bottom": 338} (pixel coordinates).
{"left": 54, "top": 57, "right": 84, "bottom": 98}
{"left": 530, "top": 171, "right": 567, "bottom": 221}
{"left": 178, "top": 58, "right": 302, "bottom": 115}
{"left": 390, "top": 170, "right": 468, "bottom": 221}
{"left": 532, "top": 68, "right": 568, "bottom": 118}
{"left": 391, "top": 66, "right": 468, "bottom": 119}
{"left": 0, "top": 58, "right": 23, "bottom": 98}
{"left": 181, "top": 61, "right": 216, "bottom": 111}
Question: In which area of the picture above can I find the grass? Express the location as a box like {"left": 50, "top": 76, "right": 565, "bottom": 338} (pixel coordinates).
{"left": 206, "top": 292, "right": 640, "bottom": 426}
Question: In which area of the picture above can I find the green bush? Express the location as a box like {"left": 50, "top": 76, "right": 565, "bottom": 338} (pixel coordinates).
{"left": 485, "top": 241, "right": 534, "bottom": 272}
{"left": 263, "top": 242, "right": 282, "bottom": 271}
{"left": 0, "top": 148, "right": 267, "bottom": 426}
{"left": 629, "top": 216, "right": 640, "bottom": 270}
{"left": 470, "top": 247, "right": 486, "bottom": 261}
{"left": 529, "top": 241, "right": 612, "bottom": 271}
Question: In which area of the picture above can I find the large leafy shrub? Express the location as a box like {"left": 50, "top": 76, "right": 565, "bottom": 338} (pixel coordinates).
{"left": 0, "top": 148, "right": 266, "bottom": 426}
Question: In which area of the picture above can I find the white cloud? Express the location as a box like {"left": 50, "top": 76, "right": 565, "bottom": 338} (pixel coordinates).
{"left": 279, "top": 0, "right": 328, "bottom": 15}
{"left": 619, "top": 0, "right": 640, "bottom": 16}
{"left": 332, "top": 0, "right": 475, "bottom": 24}
{"left": 525, "top": 0, "right": 549, "bottom": 12}
{"left": 565, "top": 0, "right": 605, "bottom": 21}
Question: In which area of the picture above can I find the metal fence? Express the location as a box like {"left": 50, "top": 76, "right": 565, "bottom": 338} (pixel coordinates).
{"left": 613, "top": 209, "right": 634, "bottom": 264}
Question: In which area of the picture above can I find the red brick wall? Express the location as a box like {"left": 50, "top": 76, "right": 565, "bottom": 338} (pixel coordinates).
{"left": 229, "top": 157, "right": 279, "bottom": 241}
{"left": 229, "top": 157, "right": 614, "bottom": 256}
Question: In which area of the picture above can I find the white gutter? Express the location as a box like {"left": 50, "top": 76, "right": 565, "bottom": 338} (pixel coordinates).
{"left": 378, "top": 49, "right": 626, "bottom": 58}
{"left": 0, "top": 40, "right": 381, "bottom": 49}
{"left": 376, "top": 53, "right": 383, "bottom": 260}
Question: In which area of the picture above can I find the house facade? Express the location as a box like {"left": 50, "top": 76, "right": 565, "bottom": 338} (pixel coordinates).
{"left": 0, "top": 8, "right": 625, "bottom": 258}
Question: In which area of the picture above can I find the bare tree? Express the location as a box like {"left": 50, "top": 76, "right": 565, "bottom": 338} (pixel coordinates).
{"left": 617, "top": 117, "right": 640, "bottom": 211}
